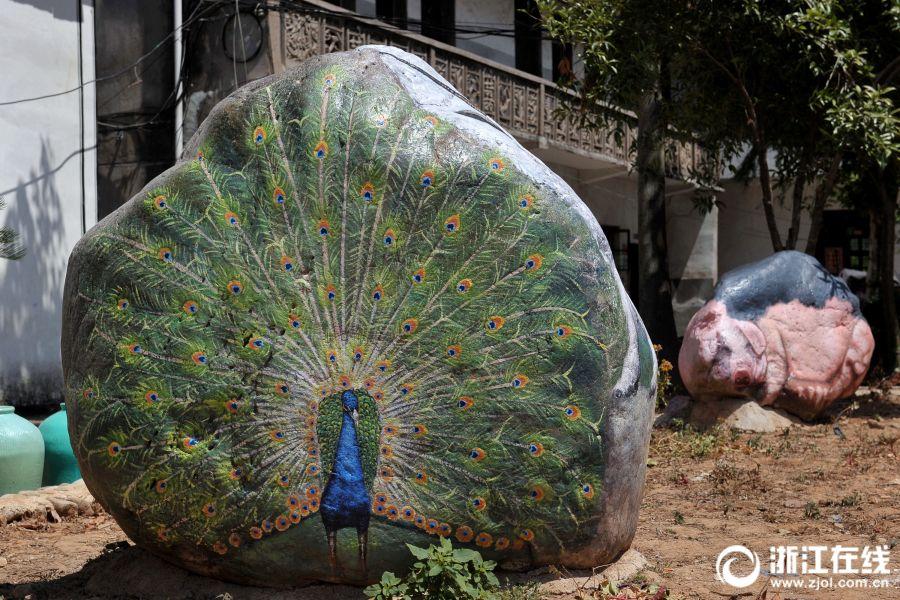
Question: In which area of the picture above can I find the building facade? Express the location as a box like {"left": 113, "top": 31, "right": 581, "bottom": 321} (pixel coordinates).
{"left": 2, "top": 0, "right": 879, "bottom": 405}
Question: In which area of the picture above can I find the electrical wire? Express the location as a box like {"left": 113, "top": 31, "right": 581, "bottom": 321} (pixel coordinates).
{"left": 0, "top": 0, "right": 214, "bottom": 107}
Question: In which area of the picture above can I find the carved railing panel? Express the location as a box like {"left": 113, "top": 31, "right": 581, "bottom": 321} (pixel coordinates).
{"left": 280, "top": 3, "right": 709, "bottom": 181}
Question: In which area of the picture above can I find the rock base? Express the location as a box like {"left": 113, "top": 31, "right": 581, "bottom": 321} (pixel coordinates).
{"left": 0, "top": 480, "right": 97, "bottom": 525}
{"left": 655, "top": 395, "right": 803, "bottom": 433}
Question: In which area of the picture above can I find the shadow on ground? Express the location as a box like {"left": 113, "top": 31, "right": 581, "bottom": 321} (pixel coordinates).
{"left": 0, "top": 543, "right": 364, "bottom": 600}
{"left": 0, "top": 539, "right": 647, "bottom": 600}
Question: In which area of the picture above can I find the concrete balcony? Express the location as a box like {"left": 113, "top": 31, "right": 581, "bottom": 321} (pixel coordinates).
{"left": 272, "top": 0, "right": 711, "bottom": 183}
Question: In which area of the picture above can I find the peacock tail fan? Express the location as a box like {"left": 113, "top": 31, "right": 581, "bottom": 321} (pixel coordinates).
{"left": 61, "top": 46, "right": 656, "bottom": 586}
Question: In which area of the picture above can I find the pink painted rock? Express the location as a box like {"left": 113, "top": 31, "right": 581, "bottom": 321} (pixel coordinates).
{"left": 679, "top": 252, "right": 874, "bottom": 419}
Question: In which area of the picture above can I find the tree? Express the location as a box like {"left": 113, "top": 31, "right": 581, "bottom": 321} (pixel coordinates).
{"left": 787, "top": 0, "right": 900, "bottom": 371}
{"left": 538, "top": 0, "right": 899, "bottom": 369}
{"left": 0, "top": 198, "right": 24, "bottom": 260}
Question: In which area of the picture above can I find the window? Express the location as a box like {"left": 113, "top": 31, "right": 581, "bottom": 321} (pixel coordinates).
{"left": 422, "top": 0, "right": 455, "bottom": 45}
{"left": 552, "top": 41, "right": 574, "bottom": 83}
{"left": 376, "top": 0, "right": 407, "bottom": 28}
{"left": 515, "top": 0, "right": 542, "bottom": 76}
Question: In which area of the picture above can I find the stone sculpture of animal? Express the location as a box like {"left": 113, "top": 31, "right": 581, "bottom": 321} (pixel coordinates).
{"left": 679, "top": 251, "right": 874, "bottom": 419}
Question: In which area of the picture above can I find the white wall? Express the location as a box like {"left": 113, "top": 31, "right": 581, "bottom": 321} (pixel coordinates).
{"left": 0, "top": 0, "right": 97, "bottom": 405}
{"left": 455, "top": 0, "right": 515, "bottom": 68}
{"left": 716, "top": 179, "right": 811, "bottom": 275}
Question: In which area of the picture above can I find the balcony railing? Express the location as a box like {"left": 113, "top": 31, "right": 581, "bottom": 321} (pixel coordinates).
{"left": 274, "top": 0, "right": 711, "bottom": 182}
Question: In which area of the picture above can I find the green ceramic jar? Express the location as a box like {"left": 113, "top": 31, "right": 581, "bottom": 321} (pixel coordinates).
{"left": 0, "top": 405, "right": 45, "bottom": 495}
{"left": 39, "top": 403, "right": 81, "bottom": 485}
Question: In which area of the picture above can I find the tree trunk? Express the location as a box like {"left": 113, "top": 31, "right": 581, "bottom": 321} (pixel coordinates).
{"left": 867, "top": 163, "right": 899, "bottom": 373}
{"left": 754, "top": 141, "right": 785, "bottom": 252}
{"left": 786, "top": 168, "right": 805, "bottom": 249}
{"left": 804, "top": 153, "right": 842, "bottom": 255}
{"left": 636, "top": 89, "right": 678, "bottom": 361}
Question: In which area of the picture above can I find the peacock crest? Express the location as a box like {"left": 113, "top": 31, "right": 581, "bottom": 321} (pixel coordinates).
{"left": 63, "top": 47, "right": 651, "bottom": 584}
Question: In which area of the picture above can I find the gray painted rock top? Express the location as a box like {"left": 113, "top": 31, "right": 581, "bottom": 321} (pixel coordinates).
{"left": 61, "top": 46, "right": 656, "bottom": 586}
{"left": 679, "top": 251, "right": 873, "bottom": 419}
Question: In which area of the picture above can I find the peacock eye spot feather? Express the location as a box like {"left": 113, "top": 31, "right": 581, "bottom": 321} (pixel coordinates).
{"left": 116, "top": 298, "right": 129, "bottom": 310}
{"left": 528, "top": 442, "right": 544, "bottom": 457}
{"left": 158, "top": 248, "right": 174, "bottom": 262}
{"left": 443, "top": 214, "right": 460, "bottom": 234}
{"left": 152, "top": 195, "right": 167, "bottom": 209}
{"left": 456, "top": 526, "right": 474, "bottom": 542}
{"left": 107, "top": 442, "right": 122, "bottom": 456}
{"left": 525, "top": 254, "right": 543, "bottom": 271}
{"left": 512, "top": 373, "right": 529, "bottom": 389}
{"left": 253, "top": 126, "right": 266, "bottom": 144}
{"left": 457, "top": 278, "right": 472, "bottom": 293}
{"left": 401, "top": 318, "right": 418, "bottom": 334}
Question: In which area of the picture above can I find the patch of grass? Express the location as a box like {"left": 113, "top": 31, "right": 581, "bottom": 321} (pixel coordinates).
{"left": 595, "top": 581, "right": 672, "bottom": 599}
{"left": 840, "top": 492, "right": 862, "bottom": 507}
{"left": 672, "top": 510, "right": 685, "bottom": 525}
{"left": 498, "top": 583, "right": 544, "bottom": 600}
{"left": 804, "top": 501, "right": 821, "bottom": 519}
{"left": 650, "top": 422, "right": 725, "bottom": 461}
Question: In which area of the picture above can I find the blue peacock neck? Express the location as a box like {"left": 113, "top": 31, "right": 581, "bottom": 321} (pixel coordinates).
{"left": 320, "top": 391, "right": 371, "bottom": 530}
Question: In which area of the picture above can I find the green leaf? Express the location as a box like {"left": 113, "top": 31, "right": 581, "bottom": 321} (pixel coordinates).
{"left": 407, "top": 543, "right": 430, "bottom": 560}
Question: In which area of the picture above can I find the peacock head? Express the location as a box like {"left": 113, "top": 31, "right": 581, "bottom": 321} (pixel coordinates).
{"left": 341, "top": 390, "right": 359, "bottom": 411}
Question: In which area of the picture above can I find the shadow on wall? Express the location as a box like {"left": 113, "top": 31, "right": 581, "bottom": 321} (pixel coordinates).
{"left": 9, "top": 0, "right": 79, "bottom": 21}
{"left": 0, "top": 138, "right": 73, "bottom": 406}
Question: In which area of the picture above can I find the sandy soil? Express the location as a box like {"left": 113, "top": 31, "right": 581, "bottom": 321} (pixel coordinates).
{"left": 0, "top": 390, "right": 897, "bottom": 600}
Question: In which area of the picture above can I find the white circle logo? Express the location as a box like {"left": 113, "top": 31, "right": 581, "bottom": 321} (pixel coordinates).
{"left": 716, "top": 545, "right": 761, "bottom": 588}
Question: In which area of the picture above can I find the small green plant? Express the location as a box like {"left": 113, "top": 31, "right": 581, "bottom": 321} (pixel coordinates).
{"left": 653, "top": 344, "right": 673, "bottom": 410}
{"left": 498, "top": 582, "right": 544, "bottom": 600}
{"left": 804, "top": 501, "right": 822, "bottom": 519}
{"left": 673, "top": 510, "right": 685, "bottom": 525}
{"left": 839, "top": 492, "right": 861, "bottom": 507}
{"left": 364, "top": 537, "right": 500, "bottom": 600}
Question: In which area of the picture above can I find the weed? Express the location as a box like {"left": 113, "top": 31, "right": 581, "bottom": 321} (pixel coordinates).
{"left": 498, "top": 582, "right": 544, "bottom": 600}
{"left": 365, "top": 537, "right": 500, "bottom": 599}
{"left": 804, "top": 501, "right": 821, "bottom": 519}
{"left": 673, "top": 510, "right": 685, "bottom": 525}
{"left": 654, "top": 344, "right": 673, "bottom": 411}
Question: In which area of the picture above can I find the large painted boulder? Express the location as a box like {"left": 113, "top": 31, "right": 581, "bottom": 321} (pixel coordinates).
{"left": 60, "top": 46, "right": 656, "bottom": 586}
{"left": 679, "top": 251, "right": 873, "bottom": 419}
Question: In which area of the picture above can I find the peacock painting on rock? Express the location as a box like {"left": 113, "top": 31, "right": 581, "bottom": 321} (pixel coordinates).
{"left": 61, "top": 46, "right": 656, "bottom": 586}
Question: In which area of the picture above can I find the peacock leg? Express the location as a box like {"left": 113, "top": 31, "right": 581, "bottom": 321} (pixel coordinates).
{"left": 327, "top": 530, "right": 338, "bottom": 573}
{"left": 357, "top": 527, "right": 368, "bottom": 574}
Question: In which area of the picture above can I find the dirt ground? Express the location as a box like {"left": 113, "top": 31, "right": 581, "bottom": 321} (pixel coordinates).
{"left": 0, "top": 389, "right": 897, "bottom": 600}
